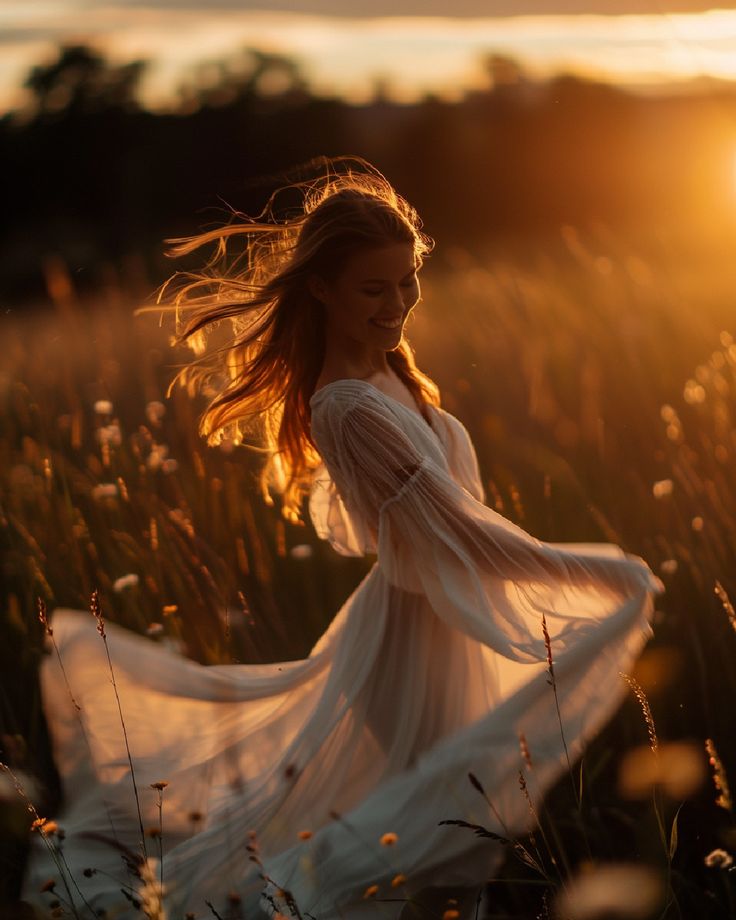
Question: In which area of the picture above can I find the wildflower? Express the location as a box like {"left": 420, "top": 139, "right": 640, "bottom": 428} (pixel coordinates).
{"left": 94, "top": 400, "right": 113, "bottom": 415}
{"left": 363, "top": 885, "right": 379, "bottom": 898}
{"left": 39, "top": 820, "right": 59, "bottom": 836}
{"left": 162, "top": 459, "right": 179, "bottom": 474}
{"left": 290, "top": 544, "right": 313, "bottom": 560}
{"left": 297, "top": 830, "right": 313, "bottom": 841}
{"left": 554, "top": 863, "right": 663, "bottom": 919}
{"left": 147, "top": 445, "right": 169, "bottom": 471}
{"left": 162, "top": 605, "right": 178, "bottom": 617}
{"left": 652, "top": 479, "right": 673, "bottom": 499}
{"left": 660, "top": 559, "right": 678, "bottom": 575}
{"left": 146, "top": 401, "right": 166, "bottom": 425}
{"left": 683, "top": 380, "right": 706, "bottom": 404}
{"left": 391, "top": 873, "right": 407, "bottom": 887}
{"left": 91, "top": 483, "right": 118, "bottom": 501}
{"left": 618, "top": 742, "right": 705, "bottom": 799}
{"left": 150, "top": 781, "right": 169, "bottom": 791}
{"left": 146, "top": 623, "right": 164, "bottom": 637}
{"left": 96, "top": 424, "right": 122, "bottom": 447}
{"left": 145, "top": 826, "right": 161, "bottom": 838}
{"left": 704, "top": 848, "right": 733, "bottom": 869}
{"left": 692, "top": 516, "right": 704, "bottom": 532}
{"left": 113, "top": 574, "right": 140, "bottom": 593}
{"left": 380, "top": 832, "right": 398, "bottom": 846}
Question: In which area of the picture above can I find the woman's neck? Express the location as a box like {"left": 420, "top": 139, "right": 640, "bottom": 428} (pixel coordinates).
{"left": 319, "top": 329, "right": 391, "bottom": 384}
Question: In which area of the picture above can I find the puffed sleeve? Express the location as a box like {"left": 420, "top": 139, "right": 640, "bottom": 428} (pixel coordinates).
{"left": 311, "top": 386, "right": 663, "bottom": 665}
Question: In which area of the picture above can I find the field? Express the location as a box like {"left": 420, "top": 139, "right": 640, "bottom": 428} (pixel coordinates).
{"left": 2, "top": 219, "right": 736, "bottom": 918}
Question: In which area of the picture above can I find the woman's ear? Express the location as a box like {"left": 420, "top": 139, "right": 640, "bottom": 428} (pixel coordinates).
{"left": 307, "top": 274, "right": 328, "bottom": 304}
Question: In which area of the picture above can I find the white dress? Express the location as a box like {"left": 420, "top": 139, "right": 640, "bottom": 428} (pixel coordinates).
{"left": 22, "top": 378, "right": 664, "bottom": 919}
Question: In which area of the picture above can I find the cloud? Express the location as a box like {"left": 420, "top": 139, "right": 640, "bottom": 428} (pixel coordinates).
{"left": 96, "top": 0, "right": 729, "bottom": 14}
{"left": 2, "top": 3, "right": 736, "bottom": 114}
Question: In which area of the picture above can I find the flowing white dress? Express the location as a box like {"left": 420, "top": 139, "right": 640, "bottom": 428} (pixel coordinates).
{"left": 22, "top": 378, "right": 664, "bottom": 920}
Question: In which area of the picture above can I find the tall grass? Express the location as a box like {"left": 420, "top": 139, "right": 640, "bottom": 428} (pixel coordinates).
{"left": 2, "top": 222, "right": 736, "bottom": 917}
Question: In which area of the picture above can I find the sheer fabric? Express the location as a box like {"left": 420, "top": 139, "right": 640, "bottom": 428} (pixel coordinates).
{"left": 22, "top": 378, "right": 663, "bottom": 919}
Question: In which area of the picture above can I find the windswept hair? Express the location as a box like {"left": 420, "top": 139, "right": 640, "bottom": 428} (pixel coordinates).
{"left": 136, "top": 156, "right": 438, "bottom": 522}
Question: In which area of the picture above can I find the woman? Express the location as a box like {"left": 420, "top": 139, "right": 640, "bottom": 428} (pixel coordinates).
{"left": 23, "top": 158, "right": 664, "bottom": 919}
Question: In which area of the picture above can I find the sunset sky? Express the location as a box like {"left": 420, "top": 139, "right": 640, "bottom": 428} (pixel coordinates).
{"left": 2, "top": 2, "right": 736, "bottom": 112}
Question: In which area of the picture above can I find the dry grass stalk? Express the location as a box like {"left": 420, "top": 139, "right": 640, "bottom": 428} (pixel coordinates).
{"left": 90, "top": 588, "right": 148, "bottom": 859}
{"left": 714, "top": 580, "right": 736, "bottom": 634}
{"left": 1, "top": 762, "right": 91, "bottom": 919}
{"left": 542, "top": 612, "right": 576, "bottom": 805}
{"left": 620, "top": 672, "right": 659, "bottom": 754}
{"left": 705, "top": 738, "right": 733, "bottom": 812}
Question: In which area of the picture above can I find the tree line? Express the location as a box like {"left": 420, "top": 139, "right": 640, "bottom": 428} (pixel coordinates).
{"left": 2, "top": 43, "right": 735, "bottom": 305}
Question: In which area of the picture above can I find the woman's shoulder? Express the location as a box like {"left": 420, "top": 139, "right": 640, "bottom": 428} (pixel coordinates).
{"left": 310, "top": 377, "right": 378, "bottom": 407}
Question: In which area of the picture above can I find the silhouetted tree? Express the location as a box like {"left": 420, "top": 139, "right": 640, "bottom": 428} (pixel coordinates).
{"left": 23, "top": 43, "right": 147, "bottom": 119}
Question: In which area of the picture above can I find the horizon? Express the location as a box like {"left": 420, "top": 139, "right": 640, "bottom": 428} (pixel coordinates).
{"left": 2, "top": 7, "right": 736, "bottom": 114}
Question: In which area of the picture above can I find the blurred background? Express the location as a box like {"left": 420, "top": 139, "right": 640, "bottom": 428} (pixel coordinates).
{"left": 2, "top": 2, "right": 736, "bottom": 918}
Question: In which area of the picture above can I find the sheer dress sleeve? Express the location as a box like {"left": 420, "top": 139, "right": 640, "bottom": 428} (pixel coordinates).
{"left": 310, "top": 385, "right": 663, "bottom": 665}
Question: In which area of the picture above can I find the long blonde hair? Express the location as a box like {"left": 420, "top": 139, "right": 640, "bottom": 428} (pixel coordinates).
{"left": 137, "top": 156, "right": 438, "bottom": 522}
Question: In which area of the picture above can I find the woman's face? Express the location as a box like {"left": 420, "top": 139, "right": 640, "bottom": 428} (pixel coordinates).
{"left": 312, "top": 242, "right": 421, "bottom": 351}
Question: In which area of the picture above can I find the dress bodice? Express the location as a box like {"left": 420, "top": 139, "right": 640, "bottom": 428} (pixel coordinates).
{"left": 308, "top": 379, "right": 485, "bottom": 556}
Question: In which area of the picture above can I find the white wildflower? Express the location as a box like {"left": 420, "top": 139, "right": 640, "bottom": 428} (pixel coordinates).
{"left": 704, "top": 848, "right": 733, "bottom": 869}
{"left": 113, "top": 574, "right": 140, "bottom": 593}
{"left": 94, "top": 400, "right": 114, "bottom": 415}
{"left": 660, "top": 559, "right": 678, "bottom": 575}
{"left": 96, "top": 424, "right": 122, "bottom": 447}
{"left": 145, "top": 401, "right": 166, "bottom": 425}
{"left": 290, "top": 544, "right": 313, "bottom": 560}
{"left": 652, "top": 479, "right": 673, "bottom": 499}
{"left": 555, "top": 863, "right": 663, "bottom": 919}
{"left": 161, "top": 459, "right": 178, "bottom": 474}
{"left": 146, "top": 623, "right": 164, "bottom": 637}
{"left": 618, "top": 742, "right": 705, "bottom": 800}
{"left": 147, "top": 444, "right": 169, "bottom": 470}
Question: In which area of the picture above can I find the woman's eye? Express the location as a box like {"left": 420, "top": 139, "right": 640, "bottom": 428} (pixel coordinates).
{"left": 362, "top": 289, "right": 383, "bottom": 297}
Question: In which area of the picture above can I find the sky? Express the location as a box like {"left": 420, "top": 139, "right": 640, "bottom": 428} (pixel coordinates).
{"left": 2, "top": 2, "right": 736, "bottom": 112}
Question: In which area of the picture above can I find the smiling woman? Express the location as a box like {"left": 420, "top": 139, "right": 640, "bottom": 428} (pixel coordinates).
{"left": 22, "top": 155, "right": 663, "bottom": 920}
{"left": 310, "top": 243, "right": 426, "bottom": 400}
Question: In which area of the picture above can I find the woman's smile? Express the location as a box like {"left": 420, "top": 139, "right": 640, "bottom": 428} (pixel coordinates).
{"left": 370, "top": 314, "right": 405, "bottom": 329}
